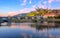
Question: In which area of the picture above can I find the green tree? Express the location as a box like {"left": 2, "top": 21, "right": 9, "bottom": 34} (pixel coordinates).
{"left": 35, "top": 8, "right": 47, "bottom": 16}
{"left": 26, "top": 11, "right": 37, "bottom": 16}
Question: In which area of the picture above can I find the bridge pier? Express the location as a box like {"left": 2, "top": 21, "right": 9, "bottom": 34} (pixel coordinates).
{"left": 0, "top": 17, "right": 12, "bottom": 26}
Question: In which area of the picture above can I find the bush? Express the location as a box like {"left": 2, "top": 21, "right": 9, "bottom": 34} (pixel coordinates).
{"left": 32, "top": 19, "right": 38, "bottom": 22}
{"left": 48, "top": 16, "right": 54, "bottom": 19}
{"left": 54, "top": 16, "right": 60, "bottom": 19}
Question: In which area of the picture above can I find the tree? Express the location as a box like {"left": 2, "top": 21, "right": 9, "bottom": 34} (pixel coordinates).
{"left": 26, "top": 11, "right": 37, "bottom": 16}
{"left": 35, "top": 8, "right": 47, "bottom": 16}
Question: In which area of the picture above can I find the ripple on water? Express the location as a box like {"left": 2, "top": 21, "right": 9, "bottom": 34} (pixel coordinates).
{"left": 0, "top": 23, "right": 60, "bottom": 38}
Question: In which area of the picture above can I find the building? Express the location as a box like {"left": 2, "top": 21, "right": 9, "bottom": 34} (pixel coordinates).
{"left": 43, "top": 13, "right": 56, "bottom": 18}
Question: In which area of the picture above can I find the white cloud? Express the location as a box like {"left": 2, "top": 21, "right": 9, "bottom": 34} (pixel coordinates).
{"left": 56, "top": 0, "right": 60, "bottom": 2}
{"left": 6, "top": 8, "right": 35, "bottom": 16}
{"left": 19, "top": 8, "right": 35, "bottom": 13}
{"left": 32, "top": 5, "right": 36, "bottom": 8}
{"left": 52, "top": 7, "right": 60, "bottom": 9}
{"left": 43, "top": 1, "right": 47, "bottom": 5}
{"left": 48, "top": 0, "right": 54, "bottom": 3}
{"left": 29, "top": 0, "right": 32, "bottom": 4}
{"left": 20, "top": 3, "right": 26, "bottom": 6}
{"left": 7, "top": 11, "right": 19, "bottom": 16}
{"left": 20, "top": 0, "right": 27, "bottom": 6}
{"left": 0, "top": 12, "right": 8, "bottom": 16}
{"left": 23, "top": 0, "right": 27, "bottom": 3}
{"left": 37, "top": 3, "right": 47, "bottom": 9}
{"left": 41, "top": 5, "right": 47, "bottom": 9}
{"left": 47, "top": 0, "right": 55, "bottom": 9}
{"left": 31, "top": 0, "right": 47, "bottom": 9}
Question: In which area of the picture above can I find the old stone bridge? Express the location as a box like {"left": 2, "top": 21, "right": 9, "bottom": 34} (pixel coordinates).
{"left": 0, "top": 17, "right": 11, "bottom": 23}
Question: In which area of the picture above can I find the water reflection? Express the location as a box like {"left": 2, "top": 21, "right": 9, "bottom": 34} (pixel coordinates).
{"left": 0, "top": 22, "right": 60, "bottom": 38}
{"left": 0, "top": 22, "right": 11, "bottom": 26}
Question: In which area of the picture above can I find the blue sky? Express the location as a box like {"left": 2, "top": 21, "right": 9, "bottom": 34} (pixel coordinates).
{"left": 0, "top": 0, "right": 60, "bottom": 16}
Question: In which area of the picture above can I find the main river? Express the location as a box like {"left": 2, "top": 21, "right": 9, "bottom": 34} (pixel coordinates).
{"left": 0, "top": 22, "right": 60, "bottom": 38}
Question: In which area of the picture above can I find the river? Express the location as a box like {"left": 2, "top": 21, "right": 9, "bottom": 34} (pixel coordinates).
{"left": 0, "top": 22, "right": 60, "bottom": 38}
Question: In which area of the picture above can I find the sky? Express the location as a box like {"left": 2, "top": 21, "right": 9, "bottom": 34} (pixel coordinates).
{"left": 0, "top": 0, "right": 60, "bottom": 16}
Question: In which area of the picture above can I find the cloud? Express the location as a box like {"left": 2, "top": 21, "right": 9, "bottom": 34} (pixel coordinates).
{"left": 23, "top": 0, "right": 27, "bottom": 3}
{"left": 37, "top": 3, "right": 47, "bottom": 9}
{"left": 48, "top": 0, "right": 54, "bottom": 3}
{"left": 29, "top": 0, "right": 32, "bottom": 4}
{"left": 46, "top": 0, "right": 55, "bottom": 9}
{"left": 7, "top": 8, "right": 35, "bottom": 16}
{"left": 32, "top": 5, "right": 36, "bottom": 8}
{"left": 0, "top": 14, "right": 5, "bottom": 16}
{"left": 43, "top": 1, "right": 47, "bottom": 5}
{"left": 0, "top": 12, "right": 8, "bottom": 16}
{"left": 19, "top": 8, "right": 35, "bottom": 13}
{"left": 7, "top": 11, "right": 19, "bottom": 16}
{"left": 20, "top": 0, "right": 27, "bottom": 6}
{"left": 31, "top": 1, "right": 47, "bottom": 9}
{"left": 56, "top": 0, "right": 60, "bottom": 2}
{"left": 41, "top": 5, "right": 47, "bottom": 9}
{"left": 20, "top": 3, "right": 26, "bottom": 6}
{"left": 52, "top": 7, "right": 60, "bottom": 9}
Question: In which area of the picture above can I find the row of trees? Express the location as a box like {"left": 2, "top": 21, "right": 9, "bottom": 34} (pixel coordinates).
{"left": 11, "top": 8, "right": 60, "bottom": 23}
{"left": 26, "top": 7, "right": 52, "bottom": 17}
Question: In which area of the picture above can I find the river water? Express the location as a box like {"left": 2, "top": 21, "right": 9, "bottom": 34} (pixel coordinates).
{"left": 0, "top": 22, "right": 60, "bottom": 38}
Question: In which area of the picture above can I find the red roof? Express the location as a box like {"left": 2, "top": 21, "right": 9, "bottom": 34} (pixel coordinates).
{"left": 44, "top": 13, "right": 56, "bottom": 16}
